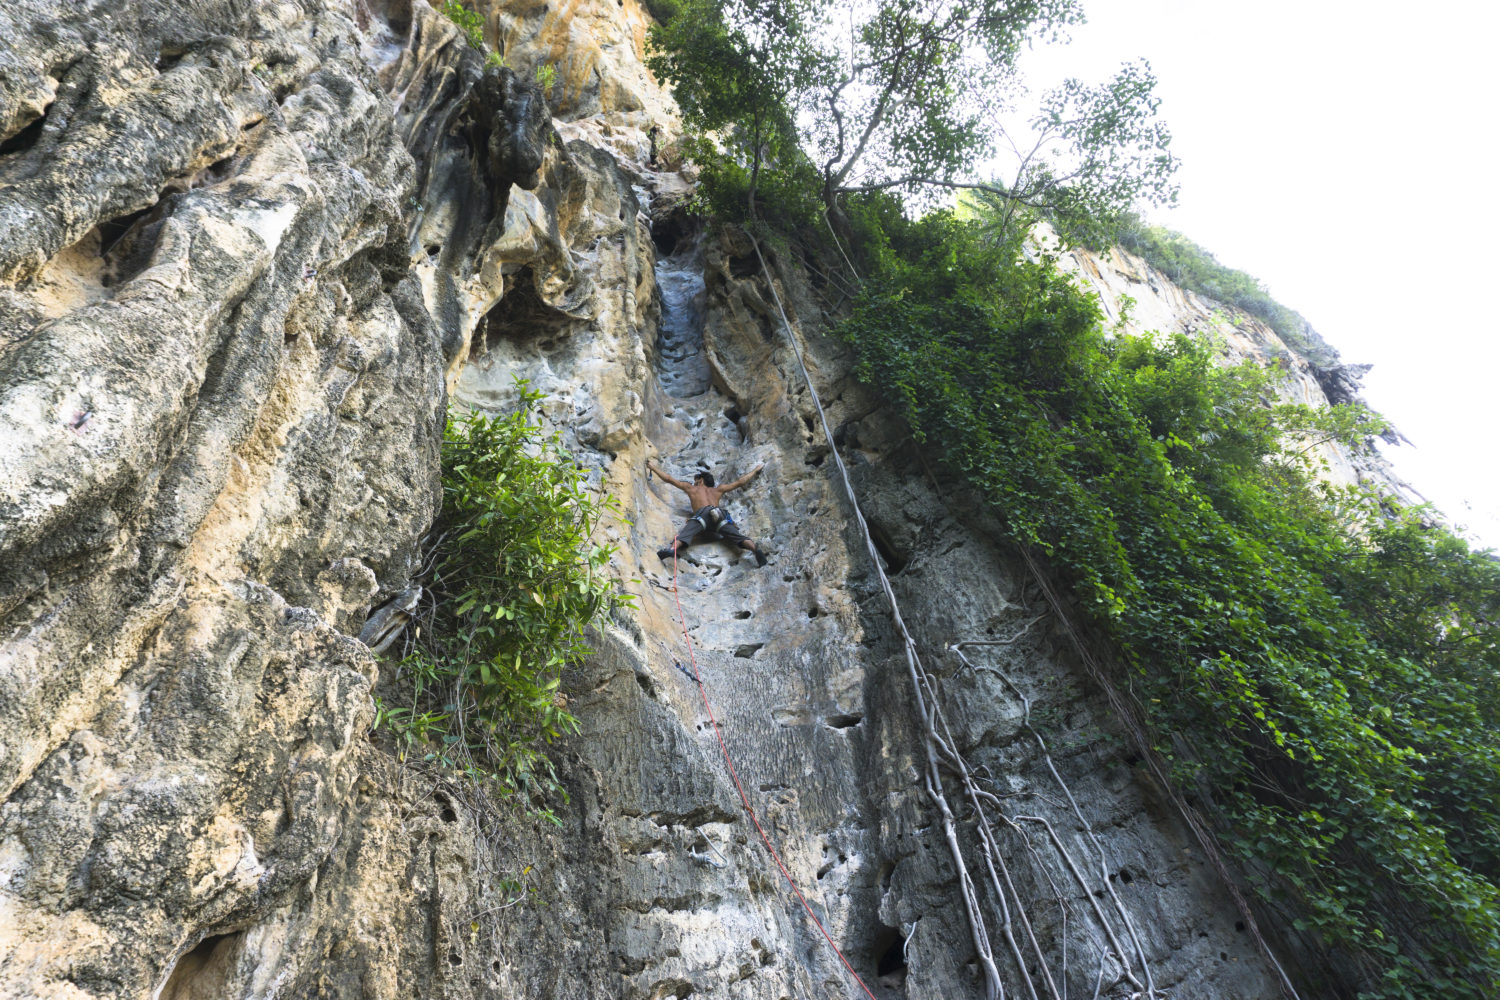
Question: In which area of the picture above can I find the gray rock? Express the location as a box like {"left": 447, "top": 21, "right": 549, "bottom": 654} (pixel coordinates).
{"left": 0, "top": 0, "right": 1340, "bottom": 998}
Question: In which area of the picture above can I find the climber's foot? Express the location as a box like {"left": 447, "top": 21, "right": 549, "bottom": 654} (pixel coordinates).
{"left": 657, "top": 546, "right": 677, "bottom": 563}
{"left": 753, "top": 548, "right": 768, "bottom": 568}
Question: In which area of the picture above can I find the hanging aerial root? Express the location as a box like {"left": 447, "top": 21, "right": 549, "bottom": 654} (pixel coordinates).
{"left": 1012, "top": 548, "right": 1303, "bottom": 1000}
{"left": 751, "top": 235, "right": 1007, "bottom": 1000}
{"left": 952, "top": 641, "right": 1155, "bottom": 996}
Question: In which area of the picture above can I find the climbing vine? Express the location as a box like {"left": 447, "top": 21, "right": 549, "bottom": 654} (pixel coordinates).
{"left": 832, "top": 200, "right": 1500, "bottom": 999}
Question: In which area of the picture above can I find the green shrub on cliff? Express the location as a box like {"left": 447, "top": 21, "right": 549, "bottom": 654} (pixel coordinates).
{"left": 835, "top": 200, "right": 1500, "bottom": 998}
{"left": 440, "top": 0, "right": 505, "bottom": 68}
{"left": 377, "top": 382, "right": 629, "bottom": 820}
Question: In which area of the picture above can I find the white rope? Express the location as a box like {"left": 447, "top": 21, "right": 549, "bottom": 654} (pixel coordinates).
{"left": 750, "top": 235, "right": 1007, "bottom": 1000}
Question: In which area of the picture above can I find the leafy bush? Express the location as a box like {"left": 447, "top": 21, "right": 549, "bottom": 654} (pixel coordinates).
{"left": 836, "top": 205, "right": 1500, "bottom": 998}
{"left": 534, "top": 62, "right": 557, "bottom": 95}
{"left": 440, "top": 0, "right": 504, "bottom": 69}
{"left": 377, "top": 382, "right": 630, "bottom": 820}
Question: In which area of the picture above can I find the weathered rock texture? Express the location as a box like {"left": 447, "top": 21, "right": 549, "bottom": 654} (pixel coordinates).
{"left": 1055, "top": 232, "right": 1415, "bottom": 499}
{"left": 0, "top": 1, "right": 1381, "bottom": 998}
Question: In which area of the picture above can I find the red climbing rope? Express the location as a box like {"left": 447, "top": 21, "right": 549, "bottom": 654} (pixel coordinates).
{"left": 668, "top": 548, "right": 881, "bottom": 1000}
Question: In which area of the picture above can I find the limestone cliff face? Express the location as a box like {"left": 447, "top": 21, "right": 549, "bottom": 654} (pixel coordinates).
{"left": 0, "top": 2, "right": 1358, "bottom": 998}
{"left": 1054, "top": 234, "right": 1414, "bottom": 500}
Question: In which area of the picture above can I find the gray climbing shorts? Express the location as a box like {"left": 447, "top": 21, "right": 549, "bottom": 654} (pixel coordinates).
{"left": 674, "top": 506, "right": 751, "bottom": 547}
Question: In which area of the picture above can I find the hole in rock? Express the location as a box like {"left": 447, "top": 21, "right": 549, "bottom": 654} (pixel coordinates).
{"left": 733, "top": 643, "right": 762, "bottom": 659}
{"left": 160, "top": 931, "right": 246, "bottom": 1000}
{"left": 806, "top": 606, "right": 820, "bottom": 618}
{"left": 866, "top": 523, "right": 908, "bottom": 575}
{"left": 873, "top": 923, "right": 908, "bottom": 984}
{"left": 1117, "top": 868, "right": 1134, "bottom": 884}
{"left": 93, "top": 192, "right": 176, "bottom": 287}
{"left": 648, "top": 978, "right": 694, "bottom": 999}
{"left": 0, "top": 112, "right": 47, "bottom": 158}
{"left": 1220, "top": 951, "right": 1229, "bottom": 962}
{"left": 802, "top": 413, "right": 815, "bottom": 434}
{"left": 636, "top": 671, "right": 657, "bottom": 697}
{"left": 155, "top": 47, "right": 187, "bottom": 72}
{"left": 733, "top": 610, "right": 752, "bottom": 620}
{"left": 448, "top": 952, "right": 462, "bottom": 966}
{"left": 191, "top": 152, "right": 238, "bottom": 190}
{"left": 362, "top": 0, "right": 413, "bottom": 36}
{"left": 1235, "top": 920, "right": 1246, "bottom": 932}
{"left": 823, "top": 713, "right": 863, "bottom": 730}
{"left": 477, "top": 267, "right": 573, "bottom": 354}
{"left": 97, "top": 205, "right": 155, "bottom": 257}
{"left": 722, "top": 405, "right": 748, "bottom": 443}
{"left": 651, "top": 210, "right": 695, "bottom": 257}
{"left": 877, "top": 861, "right": 894, "bottom": 893}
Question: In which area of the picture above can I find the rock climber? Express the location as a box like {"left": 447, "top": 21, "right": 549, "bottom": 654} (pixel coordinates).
{"left": 647, "top": 459, "right": 768, "bottom": 567}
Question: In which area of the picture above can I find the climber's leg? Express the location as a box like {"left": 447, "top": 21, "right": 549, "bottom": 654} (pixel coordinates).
{"left": 658, "top": 517, "right": 705, "bottom": 562}
{"left": 717, "top": 521, "right": 768, "bottom": 567}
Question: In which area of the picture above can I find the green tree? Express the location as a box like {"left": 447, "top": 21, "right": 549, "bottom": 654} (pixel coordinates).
{"left": 835, "top": 204, "right": 1500, "bottom": 997}
{"left": 650, "top": 0, "right": 1178, "bottom": 224}
{"left": 647, "top": 0, "right": 828, "bottom": 218}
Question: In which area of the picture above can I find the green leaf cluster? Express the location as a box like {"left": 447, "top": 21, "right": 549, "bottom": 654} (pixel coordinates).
{"left": 441, "top": 0, "right": 505, "bottom": 69}
{"left": 646, "top": 0, "right": 1176, "bottom": 226}
{"left": 836, "top": 200, "right": 1500, "bottom": 997}
{"left": 646, "top": 0, "right": 827, "bottom": 226}
{"left": 377, "top": 382, "right": 631, "bottom": 821}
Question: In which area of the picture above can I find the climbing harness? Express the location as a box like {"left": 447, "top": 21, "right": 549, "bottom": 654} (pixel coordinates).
{"left": 689, "top": 505, "right": 727, "bottom": 532}
{"left": 668, "top": 547, "right": 881, "bottom": 1000}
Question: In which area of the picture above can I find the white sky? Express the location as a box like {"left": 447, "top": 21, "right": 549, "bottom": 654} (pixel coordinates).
{"left": 1009, "top": 0, "right": 1500, "bottom": 549}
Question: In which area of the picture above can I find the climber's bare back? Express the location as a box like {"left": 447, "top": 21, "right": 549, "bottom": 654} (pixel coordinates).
{"left": 646, "top": 459, "right": 763, "bottom": 510}
{"left": 679, "top": 480, "right": 727, "bottom": 509}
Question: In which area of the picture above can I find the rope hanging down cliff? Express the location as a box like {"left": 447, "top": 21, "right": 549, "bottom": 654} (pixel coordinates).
{"left": 747, "top": 235, "right": 1006, "bottom": 999}
{"left": 667, "top": 547, "right": 881, "bottom": 1000}
{"left": 748, "top": 234, "right": 1161, "bottom": 1000}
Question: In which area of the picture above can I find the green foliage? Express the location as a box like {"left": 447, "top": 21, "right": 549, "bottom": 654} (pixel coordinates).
{"left": 1026, "top": 61, "right": 1179, "bottom": 244}
{"left": 534, "top": 62, "right": 557, "bottom": 95}
{"left": 642, "top": 0, "right": 687, "bottom": 26}
{"left": 378, "top": 382, "right": 630, "bottom": 821}
{"left": 1057, "top": 213, "right": 1339, "bottom": 365}
{"left": 646, "top": 0, "right": 826, "bottom": 222}
{"left": 836, "top": 206, "right": 1500, "bottom": 997}
{"left": 648, "top": 0, "right": 1176, "bottom": 223}
{"left": 441, "top": 0, "right": 504, "bottom": 69}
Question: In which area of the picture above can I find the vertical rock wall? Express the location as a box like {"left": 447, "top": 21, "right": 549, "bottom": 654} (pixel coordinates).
{"left": 0, "top": 1, "right": 1359, "bottom": 997}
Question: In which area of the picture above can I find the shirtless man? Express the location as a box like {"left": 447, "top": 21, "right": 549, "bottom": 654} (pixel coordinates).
{"left": 647, "top": 459, "right": 768, "bottom": 567}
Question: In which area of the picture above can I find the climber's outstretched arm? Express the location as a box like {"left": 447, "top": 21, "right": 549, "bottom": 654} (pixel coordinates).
{"left": 647, "top": 459, "right": 692, "bottom": 494}
{"left": 719, "top": 463, "right": 765, "bottom": 495}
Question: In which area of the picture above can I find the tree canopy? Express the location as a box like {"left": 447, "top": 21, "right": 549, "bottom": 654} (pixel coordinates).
{"left": 648, "top": 0, "right": 1178, "bottom": 226}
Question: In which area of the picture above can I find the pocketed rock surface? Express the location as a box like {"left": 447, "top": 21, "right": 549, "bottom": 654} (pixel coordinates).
{"left": 0, "top": 1, "right": 1363, "bottom": 997}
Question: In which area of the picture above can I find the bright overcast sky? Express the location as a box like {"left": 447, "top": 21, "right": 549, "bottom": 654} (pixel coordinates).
{"left": 1010, "top": 0, "right": 1500, "bottom": 549}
